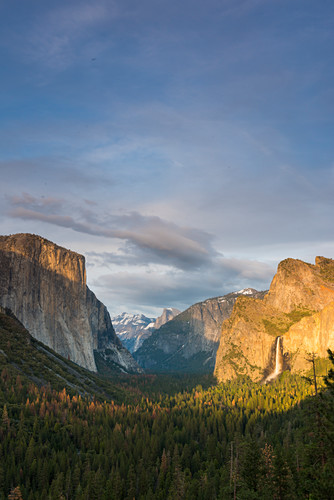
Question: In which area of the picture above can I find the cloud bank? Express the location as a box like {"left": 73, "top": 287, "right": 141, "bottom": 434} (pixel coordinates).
{"left": 1, "top": 0, "right": 333, "bottom": 314}
{"left": 6, "top": 192, "right": 275, "bottom": 314}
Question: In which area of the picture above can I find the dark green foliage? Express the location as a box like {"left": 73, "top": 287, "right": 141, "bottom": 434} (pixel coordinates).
{"left": 0, "top": 310, "right": 141, "bottom": 404}
{"left": 262, "top": 308, "right": 313, "bottom": 337}
{"left": 0, "top": 363, "right": 328, "bottom": 499}
{"left": 1, "top": 309, "right": 333, "bottom": 498}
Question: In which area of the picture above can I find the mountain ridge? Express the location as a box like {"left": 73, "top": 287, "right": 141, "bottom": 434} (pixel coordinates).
{"left": 113, "top": 308, "right": 181, "bottom": 353}
{"left": 134, "top": 288, "right": 265, "bottom": 373}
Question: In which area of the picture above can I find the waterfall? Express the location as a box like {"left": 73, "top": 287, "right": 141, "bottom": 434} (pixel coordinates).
{"left": 265, "top": 336, "right": 283, "bottom": 383}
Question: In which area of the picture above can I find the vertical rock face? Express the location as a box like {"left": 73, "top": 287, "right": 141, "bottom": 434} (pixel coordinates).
{"left": 265, "top": 257, "right": 334, "bottom": 313}
{"left": 0, "top": 233, "right": 142, "bottom": 374}
{"left": 153, "top": 308, "right": 181, "bottom": 330}
{"left": 214, "top": 257, "right": 334, "bottom": 382}
{"left": 134, "top": 289, "right": 264, "bottom": 373}
{"left": 283, "top": 300, "right": 334, "bottom": 373}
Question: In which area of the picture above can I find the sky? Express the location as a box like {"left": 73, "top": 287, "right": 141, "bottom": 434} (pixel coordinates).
{"left": 1, "top": 0, "right": 334, "bottom": 317}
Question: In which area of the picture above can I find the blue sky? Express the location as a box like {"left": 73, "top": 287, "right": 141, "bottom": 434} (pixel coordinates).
{"left": 1, "top": 0, "right": 334, "bottom": 316}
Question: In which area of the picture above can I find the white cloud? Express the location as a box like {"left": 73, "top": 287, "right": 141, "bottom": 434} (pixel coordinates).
{"left": 91, "top": 256, "right": 274, "bottom": 316}
{"left": 7, "top": 195, "right": 216, "bottom": 271}
{"left": 1, "top": 0, "right": 333, "bottom": 316}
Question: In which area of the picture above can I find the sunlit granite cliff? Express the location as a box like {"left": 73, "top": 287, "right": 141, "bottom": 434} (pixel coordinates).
{"left": 0, "top": 233, "right": 142, "bottom": 374}
{"left": 134, "top": 289, "right": 265, "bottom": 373}
{"left": 214, "top": 257, "right": 334, "bottom": 382}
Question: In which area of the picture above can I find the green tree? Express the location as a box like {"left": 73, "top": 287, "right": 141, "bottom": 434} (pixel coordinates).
{"left": 2, "top": 405, "right": 9, "bottom": 430}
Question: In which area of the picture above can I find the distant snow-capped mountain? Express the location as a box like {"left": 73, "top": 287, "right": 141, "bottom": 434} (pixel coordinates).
{"left": 134, "top": 289, "right": 265, "bottom": 373}
{"left": 112, "top": 308, "right": 180, "bottom": 353}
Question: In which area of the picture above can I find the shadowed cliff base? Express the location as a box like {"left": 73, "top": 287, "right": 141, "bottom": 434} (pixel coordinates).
{"left": 0, "top": 308, "right": 128, "bottom": 401}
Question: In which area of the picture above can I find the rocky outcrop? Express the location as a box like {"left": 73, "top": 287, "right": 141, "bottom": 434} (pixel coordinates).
{"left": 153, "top": 308, "right": 181, "bottom": 330}
{"left": 283, "top": 300, "right": 334, "bottom": 373}
{"left": 214, "top": 257, "right": 334, "bottom": 382}
{"left": 0, "top": 233, "right": 142, "bottom": 374}
{"left": 134, "top": 289, "right": 264, "bottom": 373}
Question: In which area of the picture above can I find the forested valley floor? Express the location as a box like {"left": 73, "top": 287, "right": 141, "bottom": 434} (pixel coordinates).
{"left": 1, "top": 311, "right": 334, "bottom": 499}
{"left": 1, "top": 363, "right": 334, "bottom": 499}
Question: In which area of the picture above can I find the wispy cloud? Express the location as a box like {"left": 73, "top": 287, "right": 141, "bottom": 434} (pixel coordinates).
{"left": 10, "top": 193, "right": 64, "bottom": 212}
{"left": 218, "top": 257, "right": 274, "bottom": 281}
{"left": 1, "top": 159, "right": 114, "bottom": 194}
{"left": 6, "top": 193, "right": 275, "bottom": 312}
{"left": 8, "top": 194, "right": 216, "bottom": 271}
{"left": 92, "top": 256, "right": 274, "bottom": 314}
{"left": 1, "top": 0, "right": 333, "bottom": 315}
{"left": 21, "top": 2, "right": 116, "bottom": 70}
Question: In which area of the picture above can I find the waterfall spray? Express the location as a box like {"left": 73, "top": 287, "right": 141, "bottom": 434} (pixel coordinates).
{"left": 265, "top": 336, "right": 283, "bottom": 383}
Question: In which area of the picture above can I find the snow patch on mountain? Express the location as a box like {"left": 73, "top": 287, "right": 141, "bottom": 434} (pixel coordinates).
{"left": 112, "top": 308, "right": 181, "bottom": 353}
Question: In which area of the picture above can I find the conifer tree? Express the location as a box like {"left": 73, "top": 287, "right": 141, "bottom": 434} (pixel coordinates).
{"left": 8, "top": 486, "right": 23, "bottom": 500}
{"left": 2, "top": 405, "right": 9, "bottom": 430}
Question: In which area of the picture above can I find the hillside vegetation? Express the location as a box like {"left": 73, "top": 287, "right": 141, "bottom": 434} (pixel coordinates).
{"left": 1, "top": 307, "right": 334, "bottom": 498}
{"left": 0, "top": 309, "right": 134, "bottom": 404}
